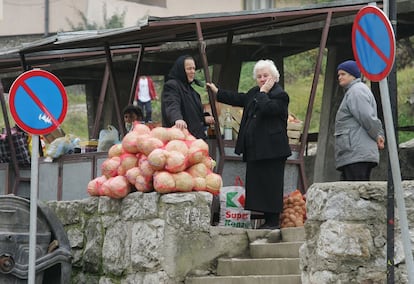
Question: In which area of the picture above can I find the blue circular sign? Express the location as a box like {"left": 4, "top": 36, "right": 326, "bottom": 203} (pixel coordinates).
{"left": 352, "top": 6, "right": 395, "bottom": 82}
{"left": 9, "top": 69, "right": 68, "bottom": 135}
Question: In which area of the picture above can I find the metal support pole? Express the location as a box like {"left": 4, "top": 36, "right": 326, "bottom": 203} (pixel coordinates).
{"left": 195, "top": 21, "right": 225, "bottom": 174}
{"left": 28, "top": 135, "right": 39, "bottom": 284}
{"left": 380, "top": 79, "right": 414, "bottom": 283}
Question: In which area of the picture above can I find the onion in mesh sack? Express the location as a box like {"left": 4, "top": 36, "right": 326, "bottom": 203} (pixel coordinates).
{"left": 165, "top": 150, "right": 187, "bottom": 173}
{"left": 101, "top": 156, "right": 121, "bottom": 178}
{"left": 193, "top": 176, "right": 206, "bottom": 191}
{"left": 138, "top": 155, "right": 155, "bottom": 176}
{"left": 87, "top": 175, "right": 108, "bottom": 196}
{"left": 122, "top": 131, "right": 140, "bottom": 153}
{"left": 147, "top": 148, "right": 168, "bottom": 170}
{"left": 105, "top": 175, "right": 131, "bottom": 199}
{"left": 167, "top": 127, "right": 186, "bottom": 141}
{"left": 132, "top": 122, "right": 151, "bottom": 135}
{"left": 153, "top": 171, "right": 175, "bottom": 193}
{"left": 108, "top": 143, "right": 123, "bottom": 158}
{"left": 165, "top": 139, "right": 188, "bottom": 156}
{"left": 125, "top": 167, "right": 141, "bottom": 184}
{"left": 135, "top": 174, "right": 153, "bottom": 192}
{"left": 205, "top": 172, "right": 222, "bottom": 195}
{"left": 137, "top": 136, "right": 164, "bottom": 156}
{"left": 150, "top": 127, "right": 170, "bottom": 144}
{"left": 182, "top": 128, "right": 196, "bottom": 141}
{"left": 117, "top": 153, "right": 138, "bottom": 176}
{"left": 202, "top": 156, "right": 216, "bottom": 171}
{"left": 188, "top": 139, "right": 209, "bottom": 165}
{"left": 187, "top": 162, "right": 209, "bottom": 178}
{"left": 173, "top": 171, "right": 194, "bottom": 192}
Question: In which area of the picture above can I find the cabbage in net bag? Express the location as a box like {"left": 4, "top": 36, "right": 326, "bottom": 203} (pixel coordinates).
{"left": 218, "top": 176, "right": 251, "bottom": 228}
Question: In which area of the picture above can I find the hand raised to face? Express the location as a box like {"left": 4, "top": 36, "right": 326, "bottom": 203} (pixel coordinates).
{"left": 260, "top": 77, "right": 276, "bottom": 93}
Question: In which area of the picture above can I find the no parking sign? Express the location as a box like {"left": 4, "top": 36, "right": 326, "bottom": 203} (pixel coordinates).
{"left": 9, "top": 69, "right": 68, "bottom": 135}
{"left": 8, "top": 69, "right": 68, "bottom": 284}
{"left": 352, "top": 5, "right": 395, "bottom": 82}
{"left": 352, "top": 5, "right": 414, "bottom": 281}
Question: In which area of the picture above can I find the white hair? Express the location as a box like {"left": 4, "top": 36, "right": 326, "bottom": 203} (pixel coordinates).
{"left": 253, "top": 59, "right": 280, "bottom": 82}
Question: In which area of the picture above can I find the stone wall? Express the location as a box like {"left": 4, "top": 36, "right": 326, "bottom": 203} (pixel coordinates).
{"left": 301, "top": 180, "right": 414, "bottom": 283}
{"left": 46, "top": 191, "right": 251, "bottom": 284}
{"left": 45, "top": 180, "right": 414, "bottom": 283}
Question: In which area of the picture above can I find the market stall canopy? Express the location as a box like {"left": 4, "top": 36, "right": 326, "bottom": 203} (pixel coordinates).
{"left": 0, "top": 0, "right": 413, "bottom": 89}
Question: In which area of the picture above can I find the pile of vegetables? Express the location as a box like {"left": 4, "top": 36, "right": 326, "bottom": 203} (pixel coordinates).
{"left": 87, "top": 122, "right": 222, "bottom": 199}
{"left": 280, "top": 189, "right": 306, "bottom": 228}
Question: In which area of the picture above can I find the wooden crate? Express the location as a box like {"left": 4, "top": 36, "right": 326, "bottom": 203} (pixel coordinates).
{"left": 43, "top": 127, "right": 65, "bottom": 144}
{"left": 287, "top": 120, "right": 303, "bottom": 145}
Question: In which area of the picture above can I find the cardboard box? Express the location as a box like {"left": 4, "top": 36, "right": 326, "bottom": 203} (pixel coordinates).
{"left": 43, "top": 127, "right": 65, "bottom": 144}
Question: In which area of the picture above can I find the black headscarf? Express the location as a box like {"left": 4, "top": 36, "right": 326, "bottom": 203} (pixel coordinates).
{"left": 166, "top": 55, "right": 204, "bottom": 87}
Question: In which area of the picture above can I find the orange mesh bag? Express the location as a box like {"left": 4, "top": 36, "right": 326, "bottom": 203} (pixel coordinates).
{"left": 280, "top": 189, "right": 306, "bottom": 228}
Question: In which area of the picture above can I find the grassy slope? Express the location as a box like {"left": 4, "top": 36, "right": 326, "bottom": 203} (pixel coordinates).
{"left": 238, "top": 60, "right": 414, "bottom": 143}
{"left": 1, "top": 62, "right": 413, "bottom": 143}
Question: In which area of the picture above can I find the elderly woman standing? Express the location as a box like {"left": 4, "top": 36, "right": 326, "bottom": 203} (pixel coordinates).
{"left": 161, "top": 55, "right": 214, "bottom": 139}
{"left": 207, "top": 59, "right": 291, "bottom": 229}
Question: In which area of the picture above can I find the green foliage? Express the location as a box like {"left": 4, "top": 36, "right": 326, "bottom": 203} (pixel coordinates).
{"left": 284, "top": 49, "right": 323, "bottom": 84}
{"left": 239, "top": 62, "right": 256, "bottom": 92}
{"left": 148, "top": 76, "right": 164, "bottom": 123}
{"left": 60, "top": 87, "right": 89, "bottom": 140}
{"left": 235, "top": 48, "right": 414, "bottom": 143}
{"left": 396, "top": 65, "right": 414, "bottom": 143}
{"left": 2, "top": 44, "right": 413, "bottom": 145}
{"left": 61, "top": 112, "right": 88, "bottom": 140}
{"left": 67, "top": 3, "right": 125, "bottom": 31}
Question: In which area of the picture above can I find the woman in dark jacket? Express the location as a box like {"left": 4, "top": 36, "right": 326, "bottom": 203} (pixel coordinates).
{"left": 207, "top": 59, "right": 291, "bottom": 229}
{"left": 161, "top": 55, "right": 214, "bottom": 139}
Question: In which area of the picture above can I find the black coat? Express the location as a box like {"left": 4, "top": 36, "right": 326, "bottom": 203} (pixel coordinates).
{"left": 161, "top": 79, "right": 206, "bottom": 139}
{"left": 161, "top": 55, "right": 207, "bottom": 139}
{"left": 217, "top": 83, "right": 291, "bottom": 161}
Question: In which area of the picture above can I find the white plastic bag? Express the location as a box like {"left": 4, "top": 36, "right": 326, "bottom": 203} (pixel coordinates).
{"left": 218, "top": 176, "right": 251, "bottom": 228}
{"left": 45, "top": 134, "right": 79, "bottom": 161}
{"left": 97, "top": 125, "right": 120, "bottom": 152}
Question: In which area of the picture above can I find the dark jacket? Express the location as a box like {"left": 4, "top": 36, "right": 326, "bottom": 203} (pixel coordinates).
{"left": 161, "top": 55, "right": 207, "bottom": 139}
{"left": 217, "top": 83, "right": 291, "bottom": 161}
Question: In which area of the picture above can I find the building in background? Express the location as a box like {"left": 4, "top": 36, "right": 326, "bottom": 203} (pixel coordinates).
{"left": 0, "top": 0, "right": 242, "bottom": 37}
{"left": 0, "top": 0, "right": 309, "bottom": 38}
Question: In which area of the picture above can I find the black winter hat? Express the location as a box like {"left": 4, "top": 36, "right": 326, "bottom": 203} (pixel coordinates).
{"left": 337, "top": 60, "right": 361, "bottom": 78}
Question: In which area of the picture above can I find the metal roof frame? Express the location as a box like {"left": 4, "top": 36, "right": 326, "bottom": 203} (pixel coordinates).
{"left": 1, "top": 0, "right": 414, "bottom": 193}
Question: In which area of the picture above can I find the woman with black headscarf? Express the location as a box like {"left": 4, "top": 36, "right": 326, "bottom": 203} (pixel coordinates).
{"left": 161, "top": 55, "right": 214, "bottom": 139}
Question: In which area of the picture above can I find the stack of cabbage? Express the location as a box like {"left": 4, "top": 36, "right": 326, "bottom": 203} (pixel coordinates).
{"left": 87, "top": 122, "right": 221, "bottom": 199}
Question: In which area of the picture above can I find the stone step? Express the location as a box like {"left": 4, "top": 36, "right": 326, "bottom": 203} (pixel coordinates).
{"left": 217, "top": 257, "right": 300, "bottom": 276}
{"left": 281, "top": 227, "right": 305, "bottom": 242}
{"left": 250, "top": 241, "right": 304, "bottom": 258}
{"left": 185, "top": 274, "right": 301, "bottom": 284}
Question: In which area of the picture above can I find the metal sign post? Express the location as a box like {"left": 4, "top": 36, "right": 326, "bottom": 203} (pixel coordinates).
{"left": 352, "top": 5, "right": 414, "bottom": 282}
{"left": 8, "top": 69, "right": 67, "bottom": 283}
{"left": 379, "top": 79, "right": 414, "bottom": 282}
{"left": 28, "top": 135, "right": 39, "bottom": 284}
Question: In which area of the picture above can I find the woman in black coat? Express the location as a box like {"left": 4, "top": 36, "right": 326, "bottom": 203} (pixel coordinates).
{"left": 161, "top": 55, "right": 214, "bottom": 139}
{"left": 207, "top": 59, "right": 291, "bottom": 229}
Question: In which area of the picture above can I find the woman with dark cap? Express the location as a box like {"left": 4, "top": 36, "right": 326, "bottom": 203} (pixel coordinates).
{"left": 161, "top": 55, "right": 214, "bottom": 139}
{"left": 335, "top": 60, "right": 385, "bottom": 181}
